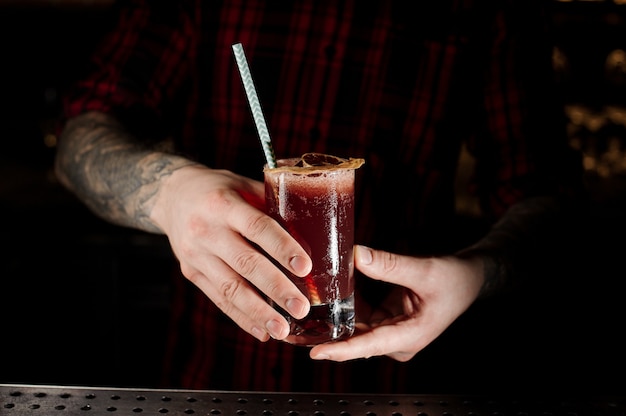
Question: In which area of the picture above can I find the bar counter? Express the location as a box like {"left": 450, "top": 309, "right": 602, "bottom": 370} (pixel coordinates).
{"left": 1, "top": 384, "right": 625, "bottom": 415}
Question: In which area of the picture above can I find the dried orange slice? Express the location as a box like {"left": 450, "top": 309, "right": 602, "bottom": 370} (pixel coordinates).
{"left": 301, "top": 152, "right": 346, "bottom": 167}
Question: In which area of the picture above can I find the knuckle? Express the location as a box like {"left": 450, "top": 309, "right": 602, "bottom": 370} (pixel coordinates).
{"left": 205, "top": 188, "right": 235, "bottom": 211}
{"left": 213, "top": 297, "right": 235, "bottom": 318}
{"left": 183, "top": 212, "right": 218, "bottom": 244}
{"left": 181, "top": 266, "right": 201, "bottom": 284}
{"left": 244, "top": 212, "right": 273, "bottom": 239}
{"left": 232, "top": 249, "right": 262, "bottom": 278}
{"left": 371, "top": 344, "right": 387, "bottom": 357}
{"left": 219, "top": 278, "right": 243, "bottom": 302}
{"left": 262, "top": 277, "right": 284, "bottom": 301}
{"left": 380, "top": 251, "right": 398, "bottom": 273}
{"left": 244, "top": 301, "right": 268, "bottom": 322}
{"left": 177, "top": 240, "right": 197, "bottom": 261}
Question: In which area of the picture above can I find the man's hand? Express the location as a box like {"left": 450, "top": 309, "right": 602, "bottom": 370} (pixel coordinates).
{"left": 309, "top": 245, "right": 484, "bottom": 362}
{"left": 56, "top": 112, "right": 313, "bottom": 343}
{"left": 151, "top": 164, "right": 313, "bottom": 341}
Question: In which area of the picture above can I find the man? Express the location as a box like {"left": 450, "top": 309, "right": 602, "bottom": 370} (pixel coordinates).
{"left": 55, "top": 0, "right": 584, "bottom": 392}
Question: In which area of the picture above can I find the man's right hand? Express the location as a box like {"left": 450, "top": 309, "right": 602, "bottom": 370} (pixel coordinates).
{"left": 55, "top": 112, "right": 311, "bottom": 342}
{"left": 150, "top": 164, "right": 312, "bottom": 341}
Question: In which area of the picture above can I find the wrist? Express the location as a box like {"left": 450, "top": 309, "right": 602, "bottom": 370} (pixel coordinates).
{"left": 149, "top": 157, "right": 204, "bottom": 233}
{"left": 456, "top": 248, "right": 512, "bottom": 299}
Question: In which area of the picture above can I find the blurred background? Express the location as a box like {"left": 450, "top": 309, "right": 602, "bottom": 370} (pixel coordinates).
{"left": 1, "top": 0, "right": 625, "bottom": 396}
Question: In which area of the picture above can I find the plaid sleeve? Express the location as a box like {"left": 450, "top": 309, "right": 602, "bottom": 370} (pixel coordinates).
{"left": 62, "top": 0, "right": 197, "bottom": 139}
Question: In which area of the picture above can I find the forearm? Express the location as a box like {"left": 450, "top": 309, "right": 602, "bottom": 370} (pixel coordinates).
{"left": 55, "top": 111, "right": 199, "bottom": 233}
{"left": 457, "top": 196, "right": 573, "bottom": 298}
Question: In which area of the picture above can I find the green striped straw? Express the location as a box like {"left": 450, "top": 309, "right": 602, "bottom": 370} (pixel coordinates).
{"left": 232, "top": 43, "right": 277, "bottom": 169}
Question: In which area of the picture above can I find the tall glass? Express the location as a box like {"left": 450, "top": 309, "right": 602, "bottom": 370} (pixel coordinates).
{"left": 264, "top": 153, "right": 364, "bottom": 346}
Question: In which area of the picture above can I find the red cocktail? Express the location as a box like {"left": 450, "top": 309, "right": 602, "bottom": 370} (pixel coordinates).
{"left": 264, "top": 153, "right": 364, "bottom": 346}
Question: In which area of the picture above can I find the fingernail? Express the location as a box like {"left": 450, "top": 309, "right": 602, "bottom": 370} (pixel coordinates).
{"left": 311, "top": 352, "right": 330, "bottom": 360}
{"left": 286, "top": 297, "right": 308, "bottom": 319}
{"left": 356, "top": 245, "right": 373, "bottom": 265}
{"left": 289, "top": 255, "right": 310, "bottom": 276}
{"left": 266, "top": 319, "right": 286, "bottom": 339}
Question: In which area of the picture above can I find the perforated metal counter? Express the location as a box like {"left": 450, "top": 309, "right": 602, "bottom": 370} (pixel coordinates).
{"left": 1, "top": 384, "right": 625, "bottom": 415}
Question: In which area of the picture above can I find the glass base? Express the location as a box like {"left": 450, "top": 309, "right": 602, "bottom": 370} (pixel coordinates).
{"left": 278, "top": 294, "right": 355, "bottom": 346}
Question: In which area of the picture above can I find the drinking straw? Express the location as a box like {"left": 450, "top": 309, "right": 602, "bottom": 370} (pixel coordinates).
{"left": 232, "top": 43, "right": 277, "bottom": 169}
{"left": 232, "top": 43, "right": 321, "bottom": 305}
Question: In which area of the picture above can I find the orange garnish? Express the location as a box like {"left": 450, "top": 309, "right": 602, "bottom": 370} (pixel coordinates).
{"left": 304, "top": 274, "right": 322, "bottom": 305}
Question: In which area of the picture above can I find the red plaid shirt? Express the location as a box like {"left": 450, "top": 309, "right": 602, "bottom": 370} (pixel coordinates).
{"left": 64, "top": 0, "right": 582, "bottom": 392}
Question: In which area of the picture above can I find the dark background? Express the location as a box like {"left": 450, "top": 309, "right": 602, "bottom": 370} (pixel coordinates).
{"left": 1, "top": 0, "right": 625, "bottom": 396}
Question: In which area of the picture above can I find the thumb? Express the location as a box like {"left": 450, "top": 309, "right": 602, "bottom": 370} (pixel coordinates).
{"left": 354, "top": 245, "right": 402, "bottom": 285}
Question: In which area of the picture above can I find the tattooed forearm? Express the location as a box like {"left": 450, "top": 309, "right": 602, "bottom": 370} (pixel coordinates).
{"left": 457, "top": 196, "right": 562, "bottom": 298}
{"left": 55, "top": 111, "right": 199, "bottom": 233}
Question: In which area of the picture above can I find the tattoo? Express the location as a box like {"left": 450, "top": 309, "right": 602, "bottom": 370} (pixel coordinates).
{"left": 55, "top": 112, "right": 198, "bottom": 233}
{"left": 478, "top": 254, "right": 507, "bottom": 297}
{"left": 459, "top": 196, "right": 562, "bottom": 298}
